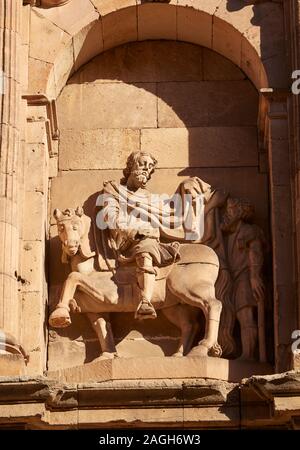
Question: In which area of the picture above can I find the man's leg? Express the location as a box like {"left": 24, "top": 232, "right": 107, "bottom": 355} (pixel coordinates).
{"left": 236, "top": 307, "right": 257, "bottom": 360}
{"left": 135, "top": 252, "right": 157, "bottom": 319}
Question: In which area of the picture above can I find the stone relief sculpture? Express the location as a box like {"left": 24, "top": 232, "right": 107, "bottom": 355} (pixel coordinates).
{"left": 189, "top": 187, "right": 267, "bottom": 362}
{"left": 49, "top": 151, "right": 223, "bottom": 359}
{"left": 100, "top": 152, "right": 181, "bottom": 321}
{"left": 49, "top": 151, "right": 267, "bottom": 363}
{"left": 220, "top": 197, "right": 266, "bottom": 361}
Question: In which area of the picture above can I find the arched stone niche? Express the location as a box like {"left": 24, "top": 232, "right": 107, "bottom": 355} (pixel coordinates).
{"left": 46, "top": 39, "right": 272, "bottom": 371}
{"left": 19, "top": 0, "right": 295, "bottom": 376}
{"left": 25, "top": 0, "right": 288, "bottom": 98}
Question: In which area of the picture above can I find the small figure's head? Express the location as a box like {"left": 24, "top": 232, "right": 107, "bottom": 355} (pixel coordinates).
{"left": 121, "top": 151, "right": 158, "bottom": 189}
{"left": 54, "top": 207, "right": 84, "bottom": 257}
{"left": 221, "top": 197, "right": 254, "bottom": 232}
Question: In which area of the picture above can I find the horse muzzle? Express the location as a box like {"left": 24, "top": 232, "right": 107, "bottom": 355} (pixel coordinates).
{"left": 63, "top": 241, "right": 79, "bottom": 256}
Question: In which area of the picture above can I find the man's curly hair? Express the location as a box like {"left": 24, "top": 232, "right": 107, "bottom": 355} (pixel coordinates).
{"left": 228, "top": 197, "right": 255, "bottom": 222}
{"left": 121, "top": 151, "right": 158, "bottom": 185}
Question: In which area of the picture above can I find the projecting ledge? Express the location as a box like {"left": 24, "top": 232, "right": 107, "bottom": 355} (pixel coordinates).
{"left": 47, "top": 356, "right": 273, "bottom": 384}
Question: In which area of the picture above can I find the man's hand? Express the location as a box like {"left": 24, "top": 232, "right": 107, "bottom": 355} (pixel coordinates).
{"left": 182, "top": 178, "right": 201, "bottom": 200}
{"left": 250, "top": 276, "right": 265, "bottom": 303}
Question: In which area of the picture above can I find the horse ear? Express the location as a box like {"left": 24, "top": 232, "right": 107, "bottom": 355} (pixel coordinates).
{"left": 75, "top": 206, "right": 84, "bottom": 217}
{"left": 54, "top": 208, "right": 62, "bottom": 221}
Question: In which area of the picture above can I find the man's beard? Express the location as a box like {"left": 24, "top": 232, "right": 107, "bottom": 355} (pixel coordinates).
{"left": 132, "top": 170, "right": 149, "bottom": 187}
{"left": 220, "top": 215, "right": 237, "bottom": 233}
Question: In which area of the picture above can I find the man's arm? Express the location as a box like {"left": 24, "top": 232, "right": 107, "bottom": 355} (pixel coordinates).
{"left": 97, "top": 189, "right": 138, "bottom": 252}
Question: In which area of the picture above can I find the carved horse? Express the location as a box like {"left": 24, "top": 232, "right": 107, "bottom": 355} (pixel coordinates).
{"left": 49, "top": 207, "right": 222, "bottom": 359}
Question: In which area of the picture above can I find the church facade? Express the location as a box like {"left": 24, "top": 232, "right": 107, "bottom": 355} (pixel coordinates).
{"left": 1, "top": 0, "right": 300, "bottom": 429}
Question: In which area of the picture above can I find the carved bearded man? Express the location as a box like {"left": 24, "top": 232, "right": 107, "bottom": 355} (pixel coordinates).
{"left": 99, "top": 152, "right": 183, "bottom": 319}
{"left": 96, "top": 151, "right": 223, "bottom": 320}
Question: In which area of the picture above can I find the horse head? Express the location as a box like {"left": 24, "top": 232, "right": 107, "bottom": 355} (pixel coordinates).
{"left": 54, "top": 207, "right": 95, "bottom": 264}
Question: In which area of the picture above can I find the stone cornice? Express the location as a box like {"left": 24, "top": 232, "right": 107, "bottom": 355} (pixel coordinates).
{"left": 0, "top": 372, "right": 300, "bottom": 428}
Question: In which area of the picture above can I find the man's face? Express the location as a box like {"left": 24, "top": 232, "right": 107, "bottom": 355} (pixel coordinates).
{"left": 221, "top": 200, "right": 240, "bottom": 232}
{"left": 226, "top": 201, "right": 239, "bottom": 220}
{"left": 130, "top": 154, "right": 155, "bottom": 188}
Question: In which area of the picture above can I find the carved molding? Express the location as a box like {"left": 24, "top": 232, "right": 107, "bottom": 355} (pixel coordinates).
{"left": 0, "top": 372, "right": 300, "bottom": 428}
{"left": 258, "top": 88, "right": 290, "bottom": 152}
{"left": 23, "top": 0, "right": 72, "bottom": 6}
{"left": 22, "top": 94, "right": 59, "bottom": 157}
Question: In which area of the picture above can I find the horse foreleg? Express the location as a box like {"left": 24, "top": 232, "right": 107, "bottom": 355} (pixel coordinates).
{"left": 162, "top": 305, "right": 199, "bottom": 357}
{"left": 49, "top": 272, "right": 82, "bottom": 328}
{"left": 201, "top": 297, "right": 223, "bottom": 357}
{"left": 188, "top": 294, "right": 222, "bottom": 358}
{"left": 86, "top": 313, "right": 117, "bottom": 360}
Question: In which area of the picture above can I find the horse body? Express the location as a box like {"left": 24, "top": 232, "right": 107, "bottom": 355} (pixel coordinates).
{"left": 49, "top": 209, "right": 222, "bottom": 359}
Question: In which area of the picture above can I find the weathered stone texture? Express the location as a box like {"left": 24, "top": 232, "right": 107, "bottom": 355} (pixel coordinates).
{"left": 141, "top": 127, "right": 258, "bottom": 168}
{"left": 0, "top": 355, "right": 26, "bottom": 377}
{"left": 57, "top": 83, "right": 158, "bottom": 130}
{"left": 59, "top": 129, "right": 140, "bottom": 170}
{"left": 137, "top": 2, "right": 177, "bottom": 41}
{"left": 71, "top": 41, "right": 207, "bottom": 83}
{"left": 33, "top": 0, "right": 98, "bottom": 36}
{"left": 73, "top": 21, "right": 103, "bottom": 72}
{"left": 102, "top": 5, "right": 137, "bottom": 51}
{"left": 157, "top": 81, "right": 257, "bottom": 128}
{"left": 29, "top": 9, "right": 69, "bottom": 64}
{"left": 177, "top": 7, "right": 212, "bottom": 48}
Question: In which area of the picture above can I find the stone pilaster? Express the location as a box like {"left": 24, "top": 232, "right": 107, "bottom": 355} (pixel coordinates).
{"left": 283, "top": 0, "right": 300, "bottom": 370}
{"left": 261, "top": 89, "right": 298, "bottom": 372}
{"left": 0, "top": 1, "right": 26, "bottom": 362}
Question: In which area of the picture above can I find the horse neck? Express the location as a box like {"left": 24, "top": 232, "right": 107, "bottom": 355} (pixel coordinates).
{"left": 70, "top": 254, "right": 95, "bottom": 274}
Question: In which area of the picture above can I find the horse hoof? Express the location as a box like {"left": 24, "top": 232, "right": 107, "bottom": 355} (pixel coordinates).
{"left": 49, "top": 307, "right": 71, "bottom": 328}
